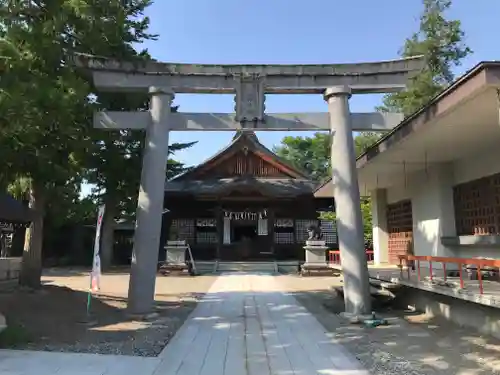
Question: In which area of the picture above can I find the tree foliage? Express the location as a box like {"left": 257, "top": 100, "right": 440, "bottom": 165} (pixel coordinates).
{"left": 378, "top": 0, "right": 472, "bottom": 115}
{"left": 275, "top": 132, "right": 383, "bottom": 241}
{"left": 0, "top": 0, "right": 195, "bottom": 283}
{"left": 319, "top": 199, "right": 373, "bottom": 242}
{"left": 354, "top": 132, "right": 383, "bottom": 157}
{"left": 273, "top": 133, "right": 330, "bottom": 181}
{"left": 274, "top": 132, "right": 382, "bottom": 182}
{"left": 87, "top": 139, "right": 197, "bottom": 219}
{"left": 0, "top": 0, "right": 101, "bottom": 286}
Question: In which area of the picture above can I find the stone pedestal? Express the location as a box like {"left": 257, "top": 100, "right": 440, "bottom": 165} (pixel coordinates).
{"left": 159, "top": 241, "right": 190, "bottom": 276}
{"left": 301, "top": 241, "right": 337, "bottom": 276}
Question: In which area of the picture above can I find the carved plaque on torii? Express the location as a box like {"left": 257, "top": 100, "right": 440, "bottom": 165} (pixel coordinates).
{"left": 233, "top": 74, "right": 265, "bottom": 125}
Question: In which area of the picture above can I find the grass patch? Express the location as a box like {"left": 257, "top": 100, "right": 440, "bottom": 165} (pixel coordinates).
{"left": 0, "top": 323, "right": 31, "bottom": 348}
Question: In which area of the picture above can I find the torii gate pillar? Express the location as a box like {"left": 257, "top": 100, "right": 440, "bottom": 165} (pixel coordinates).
{"left": 127, "top": 87, "right": 173, "bottom": 315}
{"left": 325, "top": 86, "right": 371, "bottom": 316}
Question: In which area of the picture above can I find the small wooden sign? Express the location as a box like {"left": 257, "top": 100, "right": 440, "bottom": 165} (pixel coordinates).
{"left": 223, "top": 209, "right": 268, "bottom": 220}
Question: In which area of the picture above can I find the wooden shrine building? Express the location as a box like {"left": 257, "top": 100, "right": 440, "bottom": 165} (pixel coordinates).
{"left": 162, "top": 131, "right": 337, "bottom": 261}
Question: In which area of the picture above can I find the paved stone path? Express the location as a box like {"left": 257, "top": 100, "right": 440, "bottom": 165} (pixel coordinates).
{"left": 154, "top": 273, "right": 367, "bottom": 375}
{"left": 0, "top": 273, "right": 368, "bottom": 374}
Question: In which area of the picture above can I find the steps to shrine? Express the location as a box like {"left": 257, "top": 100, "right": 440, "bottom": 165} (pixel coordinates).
{"left": 193, "top": 261, "right": 218, "bottom": 275}
{"left": 216, "top": 261, "right": 278, "bottom": 274}
{"left": 276, "top": 260, "right": 301, "bottom": 274}
{"left": 192, "top": 260, "right": 304, "bottom": 274}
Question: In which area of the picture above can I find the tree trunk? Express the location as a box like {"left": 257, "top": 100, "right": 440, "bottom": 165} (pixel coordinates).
{"left": 100, "top": 194, "right": 116, "bottom": 271}
{"left": 19, "top": 180, "right": 45, "bottom": 288}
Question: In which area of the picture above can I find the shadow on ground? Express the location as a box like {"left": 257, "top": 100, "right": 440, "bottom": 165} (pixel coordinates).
{"left": 288, "top": 285, "right": 500, "bottom": 375}
{"left": 42, "top": 266, "right": 132, "bottom": 277}
{"left": 0, "top": 283, "right": 201, "bottom": 356}
{"left": 2, "top": 271, "right": 500, "bottom": 374}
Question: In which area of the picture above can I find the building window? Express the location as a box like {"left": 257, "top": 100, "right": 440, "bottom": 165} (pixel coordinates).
{"left": 295, "top": 219, "right": 318, "bottom": 243}
{"left": 454, "top": 175, "right": 499, "bottom": 235}
{"left": 195, "top": 218, "right": 217, "bottom": 244}
{"left": 320, "top": 219, "right": 337, "bottom": 245}
{"left": 196, "top": 231, "right": 218, "bottom": 244}
{"left": 274, "top": 231, "right": 294, "bottom": 244}
{"left": 170, "top": 219, "right": 195, "bottom": 243}
{"left": 274, "top": 219, "right": 294, "bottom": 244}
{"left": 387, "top": 200, "right": 413, "bottom": 265}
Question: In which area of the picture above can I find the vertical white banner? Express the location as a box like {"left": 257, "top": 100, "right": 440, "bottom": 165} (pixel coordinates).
{"left": 258, "top": 218, "right": 268, "bottom": 236}
{"left": 91, "top": 205, "right": 105, "bottom": 292}
{"left": 223, "top": 217, "right": 231, "bottom": 244}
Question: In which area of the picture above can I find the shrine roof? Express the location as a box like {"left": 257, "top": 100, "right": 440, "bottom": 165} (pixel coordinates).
{"left": 0, "top": 193, "right": 34, "bottom": 224}
{"left": 165, "top": 177, "right": 317, "bottom": 197}
{"left": 170, "top": 130, "right": 310, "bottom": 182}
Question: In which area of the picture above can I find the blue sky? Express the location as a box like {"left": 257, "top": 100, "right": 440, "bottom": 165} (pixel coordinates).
{"left": 83, "top": 0, "right": 498, "bottom": 196}
{"left": 139, "top": 0, "right": 498, "bottom": 167}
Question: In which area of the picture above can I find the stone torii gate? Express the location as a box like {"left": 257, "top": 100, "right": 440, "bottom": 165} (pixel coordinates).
{"left": 74, "top": 55, "right": 424, "bottom": 316}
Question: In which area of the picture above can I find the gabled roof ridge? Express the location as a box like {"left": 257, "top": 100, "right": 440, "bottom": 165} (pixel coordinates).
{"left": 169, "top": 131, "right": 246, "bottom": 181}
{"left": 246, "top": 134, "right": 310, "bottom": 179}
{"left": 170, "top": 131, "right": 309, "bottom": 181}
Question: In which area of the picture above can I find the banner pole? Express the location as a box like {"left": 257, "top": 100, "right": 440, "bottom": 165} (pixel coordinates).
{"left": 87, "top": 204, "right": 105, "bottom": 324}
{"left": 86, "top": 290, "right": 92, "bottom": 318}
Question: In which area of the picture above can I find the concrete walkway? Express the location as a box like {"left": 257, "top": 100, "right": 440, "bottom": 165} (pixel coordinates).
{"left": 0, "top": 273, "right": 367, "bottom": 375}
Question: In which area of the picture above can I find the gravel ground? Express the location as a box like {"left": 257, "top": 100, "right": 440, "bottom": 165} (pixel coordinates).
{"left": 4, "top": 270, "right": 500, "bottom": 374}
{"left": 277, "top": 275, "right": 500, "bottom": 375}
{"left": 0, "top": 268, "right": 216, "bottom": 357}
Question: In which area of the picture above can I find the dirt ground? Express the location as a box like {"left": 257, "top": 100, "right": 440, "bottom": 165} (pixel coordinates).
{"left": 278, "top": 275, "right": 500, "bottom": 375}
{"left": 0, "top": 268, "right": 216, "bottom": 356}
{"left": 2, "top": 270, "right": 500, "bottom": 374}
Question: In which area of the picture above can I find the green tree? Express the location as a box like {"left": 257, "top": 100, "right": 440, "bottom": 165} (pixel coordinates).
{"left": 0, "top": 0, "right": 170, "bottom": 286}
{"left": 68, "top": 0, "right": 155, "bottom": 270}
{"left": 273, "top": 132, "right": 383, "bottom": 181}
{"left": 86, "top": 118, "right": 197, "bottom": 268}
{"left": 378, "top": 0, "right": 472, "bottom": 115}
{"left": 354, "top": 132, "right": 382, "bottom": 156}
{"left": 273, "top": 133, "right": 330, "bottom": 181}
{"left": 62, "top": 0, "right": 198, "bottom": 269}
{"left": 319, "top": 199, "right": 373, "bottom": 243}
{"left": 0, "top": 2, "right": 94, "bottom": 287}
{"left": 275, "top": 131, "right": 383, "bottom": 240}
{"left": 90, "top": 137, "right": 197, "bottom": 270}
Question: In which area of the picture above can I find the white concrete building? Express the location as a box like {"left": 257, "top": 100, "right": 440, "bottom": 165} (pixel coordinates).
{"left": 318, "top": 62, "right": 500, "bottom": 265}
